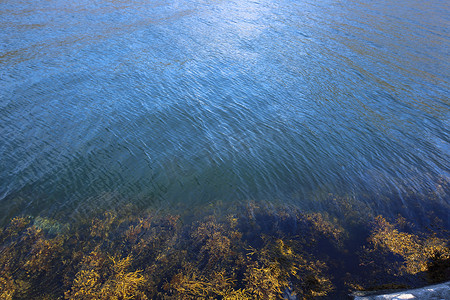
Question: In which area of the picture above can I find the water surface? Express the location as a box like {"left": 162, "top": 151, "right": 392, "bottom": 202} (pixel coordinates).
{"left": 1, "top": 0, "right": 449, "bottom": 224}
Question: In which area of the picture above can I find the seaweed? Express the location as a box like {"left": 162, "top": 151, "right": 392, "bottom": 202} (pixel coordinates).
{"left": 0, "top": 201, "right": 448, "bottom": 299}
{"left": 368, "top": 216, "right": 449, "bottom": 275}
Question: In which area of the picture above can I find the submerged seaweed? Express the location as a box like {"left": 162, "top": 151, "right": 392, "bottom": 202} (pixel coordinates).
{"left": 0, "top": 199, "right": 448, "bottom": 299}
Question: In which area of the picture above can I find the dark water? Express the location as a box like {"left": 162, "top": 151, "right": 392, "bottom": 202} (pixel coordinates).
{"left": 1, "top": 0, "right": 449, "bottom": 223}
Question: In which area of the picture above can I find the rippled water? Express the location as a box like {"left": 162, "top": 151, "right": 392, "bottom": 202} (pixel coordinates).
{"left": 1, "top": 0, "right": 449, "bottom": 224}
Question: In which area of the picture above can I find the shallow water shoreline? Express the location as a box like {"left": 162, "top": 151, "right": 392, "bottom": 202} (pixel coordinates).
{"left": 1, "top": 197, "right": 448, "bottom": 299}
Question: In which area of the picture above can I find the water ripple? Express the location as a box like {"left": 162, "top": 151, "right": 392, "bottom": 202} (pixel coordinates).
{"left": 0, "top": 0, "right": 449, "bottom": 223}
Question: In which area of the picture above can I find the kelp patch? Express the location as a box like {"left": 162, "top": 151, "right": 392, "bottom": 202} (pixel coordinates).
{"left": 0, "top": 202, "right": 448, "bottom": 299}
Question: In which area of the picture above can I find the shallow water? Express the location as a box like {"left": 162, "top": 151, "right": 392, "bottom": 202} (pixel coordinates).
{"left": 0, "top": 0, "right": 449, "bottom": 224}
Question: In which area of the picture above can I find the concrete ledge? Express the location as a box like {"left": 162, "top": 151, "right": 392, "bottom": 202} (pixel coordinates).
{"left": 353, "top": 281, "right": 450, "bottom": 299}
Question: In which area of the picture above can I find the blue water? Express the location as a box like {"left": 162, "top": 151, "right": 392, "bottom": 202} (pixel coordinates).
{"left": 0, "top": 0, "right": 449, "bottom": 223}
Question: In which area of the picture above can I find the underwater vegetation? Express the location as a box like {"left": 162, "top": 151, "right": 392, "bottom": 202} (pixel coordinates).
{"left": 0, "top": 198, "right": 448, "bottom": 299}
